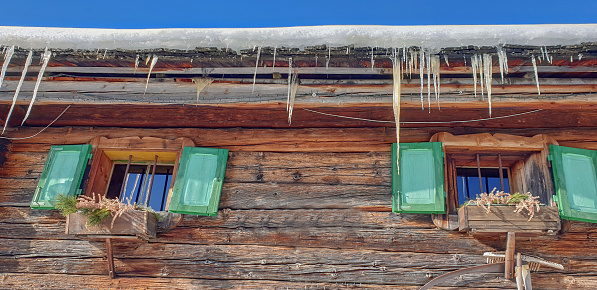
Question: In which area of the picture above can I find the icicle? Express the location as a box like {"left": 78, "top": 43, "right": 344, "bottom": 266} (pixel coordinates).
{"left": 471, "top": 55, "right": 478, "bottom": 98}
{"left": 392, "top": 56, "right": 402, "bottom": 174}
{"left": 419, "top": 50, "right": 425, "bottom": 110}
{"left": 286, "top": 57, "right": 292, "bottom": 111}
{"left": 539, "top": 47, "right": 545, "bottom": 61}
{"left": 272, "top": 46, "right": 277, "bottom": 71}
{"left": 22, "top": 48, "right": 51, "bottom": 125}
{"left": 287, "top": 73, "right": 299, "bottom": 125}
{"left": 145, "top": 55, "right": 151, "bottom": 65}
{"left": 478, "top": 55, "right": 485, "bottom": 100}
{"left": 531, "top": 55, "right": 540, "bottom": 95}
{"left": 326, "top": 47, "right": 331, "bottom": 69}
{"left": 497, "top": 46, "right": 508, "bottom": 84}
{"left": 2, "top": 50, "right": 33, "bottom": 134}
{"left": 370, "top": 47, "right": 375, "bottom": 71}
{"left": 0, "top": 45, "right": 14, "bottom": 92}
{"left": 430, "top": 55, "right": 441, "bottom": 109}
{"left": 483, "top": 54, "right": 493, "bottom": 116}
{"left": 426, "top": 51, "right": 431, "bottom": 112}
{"left": 346, "top": 47, "right": 349, "bottom": 54}
{"left": 570, "top": 55, "right": 573, "bottom": 63}
{"left": 315, "top": 55, "right": 318, "bottom": 67}
{"left": 252, "top": 46, "right": 261, "bottom": 93}
{"left": 443, "top": 54, "right": 449, "bottom": 66}
{"left": 192, "top": 77, "right": 213, "bottom": 105}
{"left": 542, "top": 46, "right": 552, "bottom": 64}
{"left": 408, "top": 48, "right": 414, "bottom": 77}
{"left": 463, "top": 55, "right": 467, "bottom": 66}
{"left": 578, "top": 53, "right": 583, "bottom": 61}
{"left": 133, "top": 54, "right": 139, "bottom": 74}
{"left": 102, "top": 49, "right": 107, "bottom": 59}
{"left": 143, "top": 55, "right": 158, "bottom": 98}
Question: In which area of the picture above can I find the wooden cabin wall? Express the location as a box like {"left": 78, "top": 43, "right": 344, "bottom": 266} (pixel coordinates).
{"left": 2, "top": 125, "right": 597, "bottom": 289}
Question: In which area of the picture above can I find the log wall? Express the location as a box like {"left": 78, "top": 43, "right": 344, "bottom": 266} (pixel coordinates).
{"left": 2, "top": 125, "right": 597, "bottom": 289}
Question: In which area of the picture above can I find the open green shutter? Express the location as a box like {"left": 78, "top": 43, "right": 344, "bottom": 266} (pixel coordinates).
{"left": 30, "top": 144, "right": 92, "bottom": 209}
{"left": 169, "top": 147, "right": 228, "bottom": 216}
{"left": 392, "top": 142, "right": 445, "bottom": 214}
{"left": 549, "top": 145, "right": 597, "bottom": 223}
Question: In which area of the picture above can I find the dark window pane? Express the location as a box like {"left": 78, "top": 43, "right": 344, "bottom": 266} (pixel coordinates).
{"left": 107, "top": 164, "right": 173, "bottom": 211}
{"left": 456, "top": 168, "right": 509, "bottom": 206}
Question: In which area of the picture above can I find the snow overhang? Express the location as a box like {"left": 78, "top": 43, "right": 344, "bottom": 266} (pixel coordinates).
{"left": 1, "top": 24, "right": 597, "bottom": 51}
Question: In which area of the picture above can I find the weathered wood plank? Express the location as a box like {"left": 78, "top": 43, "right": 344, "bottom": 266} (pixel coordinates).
{"left": 0, "top": 273, "right": 406, "bottom": 290}
{"left": 0, "top": 207, "right": 432, "bottom": 229}
{"left": 5, "top": 103, "right": 597, "bottom": 129}
{"left": 5, "top": 127, "right": 597, "bottom": 154}
{"left": 3, "top": 272, "right": 596, "bottom": 289}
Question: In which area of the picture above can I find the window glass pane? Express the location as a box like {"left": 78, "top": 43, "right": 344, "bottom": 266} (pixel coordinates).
{"left": 107, "top": 164, "right": 173, "bottom": 211}
{"left": 456, "top": 168, "right": 509, "bottom": 206}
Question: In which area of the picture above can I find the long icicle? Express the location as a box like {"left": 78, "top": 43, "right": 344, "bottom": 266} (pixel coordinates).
{"left": 0, "top": 46, "right": 15, "bottom": 92}
{"left": 419, "top": 50, "right": 425, "bottom": 110}
{"left": 497, "top": 46, "right": 508, "bottom": 83}
{"left": 272, "top": 46, "right": 277, "bottom": 71}
{"left": 532, "top": 55, "right": 540, "bottom": 95}
{"left": 3, "top": 50, "right": 33, "bottom": 134}
{"left": 288, "top": 73, "right": 298, "bottom": 125}
{"left": 392, "top": 56, "right": 402, "bottom": 174}
{"left": 143, "top": 55, "right": 158, "bottom": 98}
{"left": 431, "top": 55, "right": 441, "bottom": 110}
{"left": 286, "top": 57, "right": 292, "bottom": 111}
{"left": 471, "top": 55, "right": 478, "bottom": 98}
{"left": 426, "top": 51, "right": 431, "bottom": 112}
{"left": 252, "top": 46, "right": 261, "bottom": 93}
{"left": 478, "top": 54, "right": 484, "bottom": 100}
{"left": 22, "top": 48, "right": 51, "bottom": 126}
{"left": 483, "top": 54, "right": 493, "bottom": 116}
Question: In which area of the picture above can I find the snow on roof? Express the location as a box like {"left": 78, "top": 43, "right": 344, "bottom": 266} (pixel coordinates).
{"left": 0, "top": 24, "right": 596, "bottom": 52}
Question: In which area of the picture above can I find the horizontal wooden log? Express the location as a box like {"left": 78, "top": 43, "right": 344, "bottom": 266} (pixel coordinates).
{"left": 4, "top": 272, "right": 597, "bottom": 289}
{"left": 0, "top": 273, "right": 406, "bottom": 289}
{"left": 3, "top": 103, "right": 597, "bottom": 130}
{"left": 5, "top": 126, "right": 597, "bottom": 153}
{"left": 0, "top": 207, "right": 432, "bottom": 230}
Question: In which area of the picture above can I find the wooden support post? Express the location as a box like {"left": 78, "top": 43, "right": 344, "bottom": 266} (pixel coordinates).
{"left": 516, "top": 252, "right": 523, "bottom": 290}
{"left": 505, "top": 232, "right": 516, "bottom": 279}
{"left": 106, "top": 238, "right": 115, "bottom": 279}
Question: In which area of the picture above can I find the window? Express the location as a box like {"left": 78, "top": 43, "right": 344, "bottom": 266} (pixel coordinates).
{"left": 30, "top": 137, "right": 228, "bottom": 216}
{"left": 392, "top": 132, "right": 597, "bottom": 226}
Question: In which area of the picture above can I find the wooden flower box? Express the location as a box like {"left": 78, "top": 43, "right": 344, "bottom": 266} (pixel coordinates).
{"left": 458, "top": 205, "right": 561, "bottom": 235}
{"left": 65, "top": 211, "right": 157, "bottom": 240}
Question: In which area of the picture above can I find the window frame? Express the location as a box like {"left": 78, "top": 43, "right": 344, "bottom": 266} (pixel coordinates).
{"left": 433, "top": 132, "right": 558, "bottom": 214}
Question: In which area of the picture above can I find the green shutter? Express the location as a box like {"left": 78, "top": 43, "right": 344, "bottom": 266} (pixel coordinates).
{"left": 549, "top": 145, "right": 597, "bottom": 223}
{"left": 169, "top": 147, "right": 228, "bottom": 216}
{"left": 30, "top": 144, "right": 92, "bottom": 209}
{"left": 392, "top": 142, "right": 445, "bottom": 214}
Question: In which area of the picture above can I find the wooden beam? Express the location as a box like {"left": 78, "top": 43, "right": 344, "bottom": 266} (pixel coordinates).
{"left": 106, "top": 238, "right": 115, "bottom": 279}
{"left": 505, "top": 232, "right": 516, "bottom": 279}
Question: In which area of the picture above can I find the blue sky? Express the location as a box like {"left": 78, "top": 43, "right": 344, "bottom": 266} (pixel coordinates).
{"left": 1, "top": 0, "right": 595, "bottom": 28}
